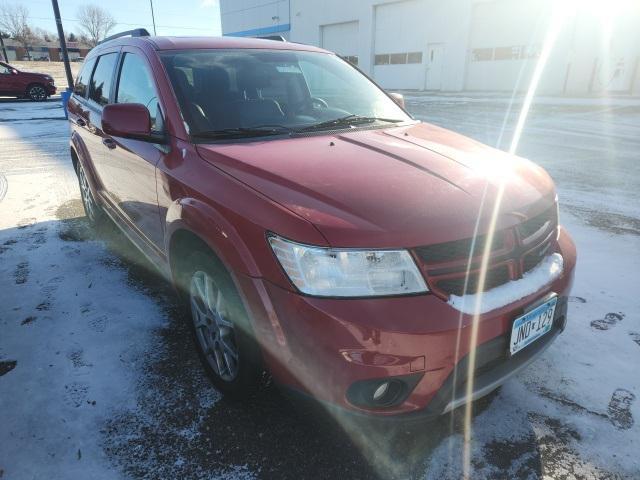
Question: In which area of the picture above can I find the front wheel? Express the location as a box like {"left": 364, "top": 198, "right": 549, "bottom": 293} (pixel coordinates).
{"left": 27, "top": 84, "right": 48, "bottom": 101}
{"left": 182, "top": 250, "right": 262, "bottom": 397}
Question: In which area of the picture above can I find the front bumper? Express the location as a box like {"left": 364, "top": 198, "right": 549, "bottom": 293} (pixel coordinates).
{"left": 46, "top": 84, "right": 56, "bottom": 95}
{"left": 237, "top": 228, "right": 576, "bottom": 419}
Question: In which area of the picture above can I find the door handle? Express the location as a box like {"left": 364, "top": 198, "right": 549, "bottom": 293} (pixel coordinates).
{"left": 75, "top": 118, "right": 86, "bottom": 127}
{"left": 102, "top": 138, "right": 117, "bottom": 150}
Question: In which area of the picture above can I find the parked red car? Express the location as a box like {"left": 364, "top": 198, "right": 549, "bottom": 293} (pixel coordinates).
{"left": 67, "top": 30, "right": 576, "bottom": 421}
{"left": 0, "top": 61, "right": 56, "bottom": 100}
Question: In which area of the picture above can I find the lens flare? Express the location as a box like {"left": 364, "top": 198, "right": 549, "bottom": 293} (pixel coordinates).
{"left": 462, "top": 4, "right": 571, "bottom": 478}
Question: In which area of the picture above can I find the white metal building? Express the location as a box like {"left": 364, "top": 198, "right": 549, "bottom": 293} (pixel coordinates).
{"left": 220, "top": 0, "right": 640, "bottom": 95}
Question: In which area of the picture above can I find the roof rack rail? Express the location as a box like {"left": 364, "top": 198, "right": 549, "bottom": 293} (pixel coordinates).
{"left": 259, "top": 35, "right": 286, "bottom": 42}
{"left": 99, "top": 28, "right": 151, "bottom": 45}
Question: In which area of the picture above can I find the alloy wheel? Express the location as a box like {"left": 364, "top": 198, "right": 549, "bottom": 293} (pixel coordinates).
{"left": 28, "top": 85, "right": 47, "bottom": 101}
{"left": 78, "top": 164, "right": 97, "bottom": 222}
{"left": 189, "top": 270, "right": 240, "bottom": 381}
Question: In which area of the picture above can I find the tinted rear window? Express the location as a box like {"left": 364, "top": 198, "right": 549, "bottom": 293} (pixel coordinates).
{"left": 74, "top": 58, "right": 96, "bottom": 98}
{"left": 88, "top": 53, "right": 118, "bottom": 106}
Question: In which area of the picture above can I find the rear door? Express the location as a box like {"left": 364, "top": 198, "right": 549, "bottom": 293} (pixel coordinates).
{"left": 85, "top": 51, "right": 120, "bottom": 194}
{"left": 68, "top": 57, "right": 98, "bottom": 175}
{"left": 101, "top": 47, "right": 165, "bottom": 251}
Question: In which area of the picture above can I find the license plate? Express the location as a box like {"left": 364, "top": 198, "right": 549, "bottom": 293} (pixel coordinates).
{"left": 510, "top": 296, "right": 557, "bottom": 355}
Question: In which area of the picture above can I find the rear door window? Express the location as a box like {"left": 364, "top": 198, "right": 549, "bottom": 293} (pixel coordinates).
{"left": 73, "top": 58, "right": 96, "bottom": 98}
{"left": 116, "top": 52, "right": 162, "bottom": 131}
{"left": 88, "top": 53, "right": 118, "bottom": 106}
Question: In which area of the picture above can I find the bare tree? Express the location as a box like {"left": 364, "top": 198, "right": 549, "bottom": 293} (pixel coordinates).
{"left": 76, "top": 5, "right": 116, "bottom": 47}
{"left": 0, "top": 2, "right": 35, "bottom": 59}
{"left": 33, "top": 27, "right": 57, "bottom": 43}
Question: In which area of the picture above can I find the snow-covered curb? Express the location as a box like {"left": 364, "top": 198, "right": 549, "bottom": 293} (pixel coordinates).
{"left": 448, "top": 253, "right": 564, "bottom": 315}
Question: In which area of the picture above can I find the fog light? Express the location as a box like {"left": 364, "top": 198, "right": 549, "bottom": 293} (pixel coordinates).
{"left": 346, "top": 373, "right": 424, "bottom": 409}
{"left": 373, "top": 382, "right": 390, "bottom": 401}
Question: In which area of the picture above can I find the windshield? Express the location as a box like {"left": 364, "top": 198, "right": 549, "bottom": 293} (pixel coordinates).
{"left": 160, "top": 49, "right": 411, "bottom": 138}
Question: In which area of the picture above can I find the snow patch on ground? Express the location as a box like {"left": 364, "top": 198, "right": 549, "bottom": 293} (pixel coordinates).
{"left": 448, "top": 253, "right": 564, "bottom": 314}
{"left": 0, "top": 101, "right": 249, "bottom": 479}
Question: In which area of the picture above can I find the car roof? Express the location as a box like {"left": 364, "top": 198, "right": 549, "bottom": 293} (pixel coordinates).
{"left": 91, "top": 35, "right": 330, "bottom": 54}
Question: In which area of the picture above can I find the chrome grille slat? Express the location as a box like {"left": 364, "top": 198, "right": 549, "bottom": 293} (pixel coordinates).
{"left": 517, "top": 206, "right": 557, "bottom": 240}
{"left": 415, "top": 206, "right": 557, "bottom": 298}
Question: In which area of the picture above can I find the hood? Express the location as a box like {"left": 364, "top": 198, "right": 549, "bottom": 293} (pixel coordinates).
{"left": 196, "top": 122, "right": 556, "bottom": 248}
{"left": 21, "top": 70, "right": 52, "bottom": 81}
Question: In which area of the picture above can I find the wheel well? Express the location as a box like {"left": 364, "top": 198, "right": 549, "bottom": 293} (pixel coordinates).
{"left": 169, "top": 229, "right": 220, "bottom": 292}
{"left": 70, "top": 147, "right": 79, "bottom": 173}
{"left": 25, "top": 82, "right": 45, "bottom": 94}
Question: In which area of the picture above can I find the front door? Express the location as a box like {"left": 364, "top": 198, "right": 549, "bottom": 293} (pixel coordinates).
{"left": 101, "top": 47, "right": 165, "bottom": 252}
{"left": 425, "top": 44, "right": 445, "bottom": 91}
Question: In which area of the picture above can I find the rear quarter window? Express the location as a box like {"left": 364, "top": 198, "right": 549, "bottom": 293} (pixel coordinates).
{"left": 88, "top": 53, "right": 118, "bottom": 106}
{"left": 73, "top": 58, "right": 96, "bottom": 98}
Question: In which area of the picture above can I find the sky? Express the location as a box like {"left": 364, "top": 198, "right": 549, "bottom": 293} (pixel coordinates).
{"left": 16, "top": 0, "right": 221, "bottom": 37}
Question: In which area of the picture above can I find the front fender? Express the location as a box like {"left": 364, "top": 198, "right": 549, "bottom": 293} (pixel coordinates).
{"left": 165, "top": 197, "right": 260, "bottom": 278}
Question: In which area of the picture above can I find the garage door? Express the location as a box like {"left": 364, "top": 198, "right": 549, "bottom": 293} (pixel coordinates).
{"left": 320, "top": 21, "right": 359, "bottom": 65}
{"left": 373, "top": 0, "right": 426, "bottom": 90}
{"left": 465, "top": 0, "right": 560, "bottom": 92}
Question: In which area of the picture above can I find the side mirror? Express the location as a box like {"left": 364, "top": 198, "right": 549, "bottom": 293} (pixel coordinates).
{"left": 102, "top": 103, "right": 163, "bottom": 142}
{"left": 389, "top": 92, "right": 405, "bottom": 109}
{"left": 11, "top": 69, "right": 18, "bottom": 75}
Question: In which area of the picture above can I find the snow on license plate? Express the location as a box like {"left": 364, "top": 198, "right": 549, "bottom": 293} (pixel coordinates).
{"left": 510, "top": 297, "right": 557, "bottom": 355}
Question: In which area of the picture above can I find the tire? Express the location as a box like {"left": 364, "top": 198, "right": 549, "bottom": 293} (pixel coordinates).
{"left": 27, "top": 84, "right": 47, "bottom": 101}
{"left": 179, "top": 249, "right": 262, "bottom": 397}
{"left": 76, "top": 161, "right": 105, "bottom": 224}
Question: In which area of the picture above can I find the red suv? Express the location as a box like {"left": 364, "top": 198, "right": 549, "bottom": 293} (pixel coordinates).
{"left": 0, "top": 61, "right": 56, "bottom": 101}
{"left": 67, "top": 31, "right": 576, "bottom": 421}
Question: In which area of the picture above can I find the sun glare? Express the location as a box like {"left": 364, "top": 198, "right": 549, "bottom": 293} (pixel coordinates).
{"left": 460, "top": 0, "right": 634, "bottom": 477}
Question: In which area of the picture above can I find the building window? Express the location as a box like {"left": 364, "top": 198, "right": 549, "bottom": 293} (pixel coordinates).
{"left": 374, "top": 54, "right": 389, "bottom": 65}
{"left": 472, "top": 48, "right": 493, "bottom": 62}
{"left": 375, "top": 52, "right": 423, "bottom": 66}
{"left": 521, "top": 44, "right": 541, "bottom": 59}
{"left": 341, "top": 55, "right": 359, "bottom": 66}
{"left": 407, "top": 52, "right": 423, "bottom": 64}
{"left": 494, "top": 46, "right": 521, "bottom": 61}
{"left": 389, "top": 53, "right": 407, "bottom": 65}
{"left": 472, "top": 45, "right": 541, "bottom": 62}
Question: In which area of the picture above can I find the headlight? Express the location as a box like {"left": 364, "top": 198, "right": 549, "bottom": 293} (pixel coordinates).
{"left": 268, "top": 234, "right": 428, "bottom": 297}
{"left": 555, "top": 194, "right": 560, "bottom": 239}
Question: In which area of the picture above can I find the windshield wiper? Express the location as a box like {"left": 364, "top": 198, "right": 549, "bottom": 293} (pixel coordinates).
{"left": 297, "top": 115, "right": 405, "bottom": 132}
{"left": 192, "top": 125, "right": 294, "bottom": 139}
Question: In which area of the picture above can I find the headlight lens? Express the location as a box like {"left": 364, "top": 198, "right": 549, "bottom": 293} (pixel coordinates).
{"left": 268, "top": 234, "right": 428, "bottom": 297}
{"left": 555, "top": 194, "right": 560, "bottom": 239}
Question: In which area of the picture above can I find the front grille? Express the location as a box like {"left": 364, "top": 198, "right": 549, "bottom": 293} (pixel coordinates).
{"left": 415, "top": 233, "right": 504, "bottom": 264}
{"left": 435, "top": 265, "right": 511, "bottom": 296}
{"left": 414, "top": 205, "right": 558, "bottom": 299}
{"left": 522, "top": 238, "right": 552, "bottom": 273}
{"left": 517, "top": 206, "right": 556, "bottom": 240}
